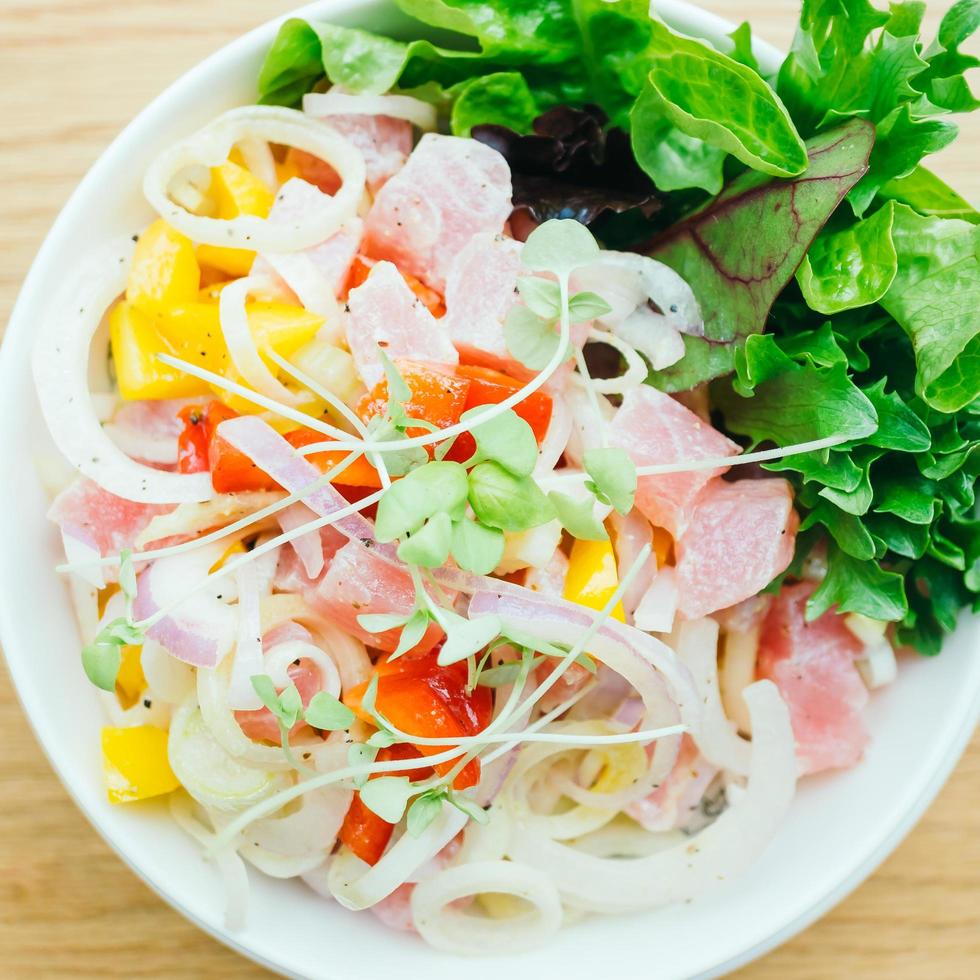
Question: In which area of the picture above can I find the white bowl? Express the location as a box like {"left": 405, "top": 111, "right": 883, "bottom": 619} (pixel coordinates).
{"left": 2, "top": 2, "right": 978, "bottom": 977}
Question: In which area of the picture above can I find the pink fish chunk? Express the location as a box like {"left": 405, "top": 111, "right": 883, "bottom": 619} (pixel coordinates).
{"left": 608, "top": 386, "right": 740, "bottom": 537}
{"left": 305, "top": 541, "right": 445, "bottom": 654}
{"left": 757, "top": 582, "right": 869, "bottom": 774}
{"left": 444, "top": 233, "right": 527, "bottom": 376}
{"left": 49, "top": 477, "right": 173, "bottom": 561}
{"left": 345, "top": 260, "right": 457, "bottom": 387}
{"left": 363, "top": 134, "right": 512, "bottom": 291}
{"left": 255, "top": 179, "right": 363, "bottom": 311}
{"left": 326, "top": 115, "right": 413, "bottom": 193}
{"left": 675, "top": 478, "right": 798, "bottom": 620}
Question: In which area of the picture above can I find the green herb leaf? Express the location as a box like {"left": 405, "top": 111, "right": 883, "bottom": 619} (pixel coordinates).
{"left": 521, "top": 219, "right": 601, "bottom": 277}
{"left": 348, "top": 742, "right": 379, "bottom": 788}
{"left": 360, "top": 674, "right": 379, "bottom": 717}
{"left": 517, "top": 278, "right": 562, "bottom": 319}
{"left": 447, "top": 792, "right": 490, "bottom": 824}
{"left": 278, "top": 684, "right": 303, "bottom": 728}
{"left": 638, "top": 18, "right": 807, "bottom": 177}
{"left": 304, "top": 691, "right": 355, "bottom": 731}
{"left": 728, "top": 21, "right": 761, "bottom": 72}
{"left": 450, "top": 518, "right": 505, "bottom": 575}
{"left": 567, "top": 291, "right": 613, "bottom": 323}
{"left": 437, "top": 610, "right": 502, "bottom": 667}
{"left": 357, "top": 612, "right": 411, "bottom": 634}
{"left": 583, "top": 447, "right": 637, "bottom": 515}
{"left": 407, "top": 790, "right": 447, "bottom": 837}
{"left": 397, "top": 512, "right": 453, "bottom": 568}
{"left": 103, "top": 617, "right": 144, "bottom": 646}
{"left": 880, "top": 166, "right": 979, "bottom": 224}
{"left": 81, "top": 641, "right": 121, "bottom": 693}
{"left": 461, "top": 406, "right": 538, "bottom": 477}
{"left": 375, "top": 461, "right": 469, "bottom": 542}
{"left": 468, "top": 462, "right": 556, "bottom": 532}
{"left": 549, "top": 490, "right": 608, "bottom": 541}
{"left": 118, "top": 549, "right": 137, "bottom": 601}
{"left": 390, "top": 608, "right": 432, "bottom": 661}
{"left": 359, "top": 776, "right": 415, "bottom": 824}
{"left": 504, "top": 305, "right": 563, "bottom": 371}
{"left": 366, "top": 729, "right": 397, "bottom": 749}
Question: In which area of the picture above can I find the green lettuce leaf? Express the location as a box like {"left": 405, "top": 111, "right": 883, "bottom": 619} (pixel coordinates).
{"left": 797, "top": 200, "right": 898, "bottom": 313}
{"left": 635, "top": 19, "right": 807, "bottom": 178}
{"left": 450, "top": 72, "right": 539, "bottom": 135}
{"left": 880, "top": 204, "right": 980, "bottom": 412}
{"left": 880, "top": 165, "right": 980, "bottom": 223}
{"left": 648, "top": 118, "right": 874, "bottom": 391}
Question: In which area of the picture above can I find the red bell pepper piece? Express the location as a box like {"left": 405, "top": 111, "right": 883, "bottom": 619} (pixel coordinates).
{"left": 339, "top": 744, "right": 434, "bottom": 866}
{"left": 357, "top": 361, "right": 470, "bottom": 447}
{"left": 344, "top": 649, "right": 493, "bottom": 792}
{"left": 446, "top": 364, "right": 553, "bottom": 463}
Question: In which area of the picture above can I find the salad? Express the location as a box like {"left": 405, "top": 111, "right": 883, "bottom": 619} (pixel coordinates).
{"left": 32, "top": 0, "right": 979, "bottom": 956}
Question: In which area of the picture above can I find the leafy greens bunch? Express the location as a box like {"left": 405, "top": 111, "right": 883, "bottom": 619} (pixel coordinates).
{"left": 257, "top": 0, "right": 979, "bottom": 656}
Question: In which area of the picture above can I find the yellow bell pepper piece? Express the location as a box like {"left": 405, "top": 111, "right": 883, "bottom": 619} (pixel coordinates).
{"left": 115, "top": 645, "right": 146, "bottom": 710}
{"left": 109, "top": 301, "right": 210, "bottom": 400}
{"left": 563, "top": 538, "right": 625, "bottom": 623}
{"left": 126, "top": 219, "right": 201, "bottom": 315}
{"left": 102, "top": 725, "right": 180, "bottom": 804}
{"left": 197, "top": 160, "right": 275, "bottom": 278}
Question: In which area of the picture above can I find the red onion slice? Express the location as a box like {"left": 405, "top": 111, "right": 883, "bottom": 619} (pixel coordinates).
{"left": 276, "top": 502, "right": 324, "bottom": 579}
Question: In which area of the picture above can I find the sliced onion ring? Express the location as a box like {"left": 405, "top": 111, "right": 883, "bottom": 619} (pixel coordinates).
{"left": 218, "top": 275, "right": 306, "bottom": 404}
{"left": 303, "top": 91, "right": 438, "bottom": 131}
{"left": 143, "top": 106, "right": 366, "bottom": 251}
{"left": 31, "top": 238, "right": 213, "bottom": 504}
{"left": 505, "top": 680, "right": 796, "bottom": 913}
{"left": 410, "top": 859, "right": 563, "bottom": 955}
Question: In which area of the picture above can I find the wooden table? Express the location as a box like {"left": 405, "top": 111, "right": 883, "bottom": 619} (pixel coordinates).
{"left": 1, "top": 1, "right": 977, "bottom": 976}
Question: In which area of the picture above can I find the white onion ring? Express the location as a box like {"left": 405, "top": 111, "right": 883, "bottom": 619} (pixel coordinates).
{"left": 135, "top": 492, "right": 284, "bottom": 548}
{"left": 219, "top": 275, "right": 306, "bottom": 404}
{"left": 140, "top": 637, "right": 195, "bottom": 705}
{"left": 410, "top": 860, "right": 563, "bottom": 955}
{"left": 533, "top": 391, "right": 572, "bottom": 477}
{"left": 328, "top": 804, "right": 468, "bottom": 911}
{"left": 31, "top": 237, "right": 212, "bottom": 504}
{"left": 505, "top": 681, "right": 796, "bottom": 912}
{"left": 303, "top": 91, "right": 438, "bottom": 131}
{"left": 236, "top": 137, "right": 277, "bottom": 191}
{"left": 674, "top": 619, "right": 752, "bottom": 776}
{"left": 143, "top": 106, "right": 366, "bottom": 251}
{"left": 227, "top": 561, "right": 264, "bottom": 711}
{"left": 586, "top": 327, "right": 648, "bottom": 394}
{"left": 264, "top": 639, "right": 341, "bottom": 699}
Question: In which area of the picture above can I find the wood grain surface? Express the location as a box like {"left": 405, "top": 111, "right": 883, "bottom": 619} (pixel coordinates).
{"left": 1, "top": 2, "right": 977, "bottom": 977}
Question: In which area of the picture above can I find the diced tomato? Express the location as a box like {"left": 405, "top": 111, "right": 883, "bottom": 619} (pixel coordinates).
{"left": 357, "top": 361, "right": 470, "bottom": 445}
{"left": 346, "top": 255, "right": 446, "bottom": 318}
{"left": 176, "top": 405, "right": 209, "bottom": 474}
{"left": 344, "top": 649, "right": 492, "bottom": 791}
{"left": 284, "top": 147, "right": 342, "bottom": 196}
{"left": 339, "top": 744, "right": 434, "bottom": 866}
{"left": 178, "top": 400, "right": 382, "bottom": 493}
{"left": 447, "top": 364, "right": 553, "bottom": 462}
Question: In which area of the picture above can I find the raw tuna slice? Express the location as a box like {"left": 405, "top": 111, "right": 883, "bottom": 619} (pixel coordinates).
{"left": 757, "top": 581, "right": 869, "bottom": 774}
{"left": 345, "top": 260, "right": 458, "bottom": 387}
{"left": 304, "top": 541, "right": 444, "bottom": 654}
{"left": 444, "top": 233, "right": 526, "bottom": 376}
{"left": 293, "top": 114, "right": 413, "bottom": 194}
{"left": 675, "top": 478, "right": 798, "bottom": 620}
{"left": 363, "top": 134, "right": 512, "bottom": 291}
{"left": 254, "top": 179, "right": 363, "bottom": 315}
{"left": 49, "top": 477, "right": 174, "bottom": 566}
{"left": 608, "top": 386, "right": 739, "bottom": 537}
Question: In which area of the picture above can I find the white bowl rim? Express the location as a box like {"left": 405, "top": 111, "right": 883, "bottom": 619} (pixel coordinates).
{"left": 1, "top": 2, "right": 978, "bottom": 978}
